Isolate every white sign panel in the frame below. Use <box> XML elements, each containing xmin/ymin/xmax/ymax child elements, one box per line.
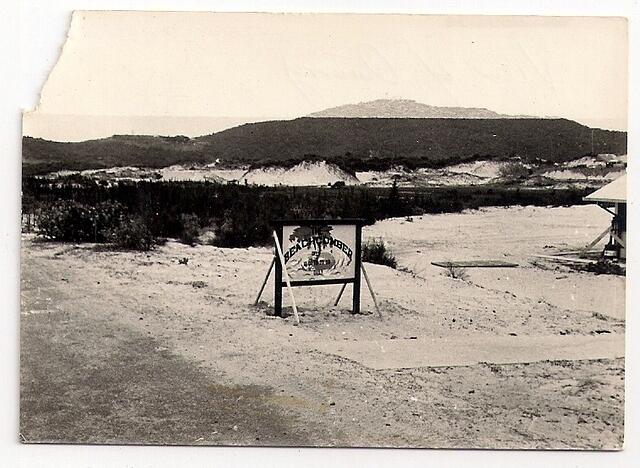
<box><xmin>281</xmin><ymin>223</ymin><xmax>357</xmax><ymax>281</ymax></box>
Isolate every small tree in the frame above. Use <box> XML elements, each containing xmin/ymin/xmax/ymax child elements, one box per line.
<box><xmin>385</xmin><ymin>179</ymin><xmax>406</xmax><ymax>217</ymax></box>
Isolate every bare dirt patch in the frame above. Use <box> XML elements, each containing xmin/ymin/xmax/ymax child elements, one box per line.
<box><xmin>20</xmin><ymin>307</ymin><xmax>311</xmax><ymax>446</ymax></box>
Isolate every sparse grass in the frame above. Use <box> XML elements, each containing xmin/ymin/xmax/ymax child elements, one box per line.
<box><xmin>442</xmin><ymin>262</ymin><xmax>470</xmax><ymax>281</ymax></box>
<box><xmin>592</xmin><ymin>312</ymin><xmax>610</xmax><ymax>321</ymax></box>
<box><xmin>362</xmin><ymin>238</ymin><xmax>397</xmax><ymax>269</ymax></box>
<box><xmin>529</xmin><ymin>259</ymin><xmax>554</xmax><ymax>270</ymax></box>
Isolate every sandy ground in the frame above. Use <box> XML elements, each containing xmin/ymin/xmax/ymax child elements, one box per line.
<box><xmin>366</xmin><ymin>205</ymin><xmax>625</xmax><ymax>320</ymax></box>
<box><xmin>20</xmin><ymin>205</ymin><xmax>624</xmax><ymax>448</ymax></box>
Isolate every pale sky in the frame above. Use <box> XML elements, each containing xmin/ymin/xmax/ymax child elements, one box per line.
<box><xmin>24</xmin><ymin>12</ymin><xmax>628</xmax><ymax>141</ymax></box>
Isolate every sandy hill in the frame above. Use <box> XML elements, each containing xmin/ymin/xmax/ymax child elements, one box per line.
<box><xmin>239</xmin><ymin>161</ymin><xmax>359</xmax><ymax>186</ymax></box>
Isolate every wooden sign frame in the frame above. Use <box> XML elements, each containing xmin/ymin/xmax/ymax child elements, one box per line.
<box><xmin>272</xmin><ymin>219</ymin><xmax>364</xmax><ymax>317</ymax></box>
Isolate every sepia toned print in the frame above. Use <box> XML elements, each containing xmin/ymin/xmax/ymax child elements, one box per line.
<box><xmin>20</xmin><ymin>12</ymin><xmax>626</xmax><ymax>448</ymax></box>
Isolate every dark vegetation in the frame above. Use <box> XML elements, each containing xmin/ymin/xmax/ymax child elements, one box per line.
<box><xmin>23</xmin><ymin>177</ymin><xmax>592</xmax><ymax>249</ymax></box>
<box><xmin>23</xmin><ymin>118</ymin><xmax>626</xmax><ymax>175</ymax></box>
<box><xmin>581</xmin><ymin>259</ymin><xmax>626</xmax><ymax>276</ymax></box>
<box><xmin>498</xmin><ymin>162</ymin><xmax>532</xmax><ymax>180</ymax></box>
<box><xmin>108</xmin><ymin>216</ymin><xmax>158</xmax><ymax>251</ymax></box>
<box><xmin>362</xmin><ymin>239</ymin><xmax>398</xmax><ymax>269</ymax></box>
<box><xmin>35</xmin><ymin>199</ymin><xmax>159</xmax><ymax>251</ymax></box>
<box><xmin>178</xmin><ymin>214</ymin><xmax>201</xmax><ymax>246</ymax></box>
<box><xmin>36</xmin><ymin>200</ymin><xmax>124</xmax><ymax>243</ymax></box>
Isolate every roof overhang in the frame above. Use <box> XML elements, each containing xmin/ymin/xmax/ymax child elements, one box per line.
<box><xmin>583</xmin><ymin>174</ymin><xmax>627</xmax><ymax>204</ymax></box>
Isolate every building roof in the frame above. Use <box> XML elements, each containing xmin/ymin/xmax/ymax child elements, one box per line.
<box><xmin>584</xmin><ymin>174</ymin><xmax>627</xmax><ymax>203</ymax></box>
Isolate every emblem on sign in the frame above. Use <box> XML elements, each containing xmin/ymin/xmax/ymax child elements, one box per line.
<box><xmin>282</xmin><ymin>224</ymin><xmax>356</xmax><ymax>280</ymax></box>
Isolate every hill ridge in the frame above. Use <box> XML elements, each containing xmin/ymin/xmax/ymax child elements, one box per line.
<box><xmin>23</xmin><ymin>117</ymin><xmax>627</xmax><ymax>175</ymax></box>
<box><xmin>307</xmin><ymin>99</ymin><xmax>535</xmax><ymax>119</ymax></box>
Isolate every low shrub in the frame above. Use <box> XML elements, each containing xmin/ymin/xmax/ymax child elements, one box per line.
<box><xmin>362</xmin><ymin>238</ymin><xmax>397</xmax><ymax>269</ymax></box>
<box><xmin>213</xmin><ymin>208</ymin><xmax>271</xmax><ymax>248</ymax></box>
<box><xmin>36</xmin><ymin>200</ymin><xmax>124</xmax><ymax>242</ymax></box>
<box><xmin>179</xmin><ymin>213</ymin><xmax>200</xmax><ymax>246</ymax></box>
<box><xmin>108</xmin><ymin>216</ymin><xmax>157</xmax><ymax>251</ymax></box>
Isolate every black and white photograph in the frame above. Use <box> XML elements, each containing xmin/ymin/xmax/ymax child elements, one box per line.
<box><xmin>16</xmin><ymin>10</ymin><xmax>630</xmax><ymax>453</ymax></box>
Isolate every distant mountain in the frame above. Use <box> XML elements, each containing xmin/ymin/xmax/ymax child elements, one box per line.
<box><xmin>307</xmin><ymin>99</ymin><xmax>534</xmax><ymax>119</ymax></box>
<box><xmin>23</xmin><ymin>118</ymin><xmax>627</xmax><ymax>175</ymax></box>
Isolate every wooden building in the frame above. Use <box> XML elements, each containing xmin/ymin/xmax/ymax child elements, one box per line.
<box><xmin>584</xmin><ymin>174</ymin><xmax>627</xmax><ymax>261</ymax></box>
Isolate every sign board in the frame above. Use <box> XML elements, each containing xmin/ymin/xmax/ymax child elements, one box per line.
<box><xmin>281</xmin><ymin>224</ymin><xmax>357</xmax><ymax>281</ymax></box>
<box><xmin>273</xmin><ymin>219</ymin><xmax>364</xmax><ymax>316</ymax></box>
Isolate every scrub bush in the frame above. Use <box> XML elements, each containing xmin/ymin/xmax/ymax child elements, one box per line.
<box><xmin>108</xmin><ymin>216</ymin><xmax>157</xmax><ymax>251</ymax></box>
<box><xmin>442</xmin><ymin>262</ymin><xmax>470</xmax><ymax>281</ymax></box>
<box><xmin>362</xmin><ymin>238</ymin><xmax>397</xmax><ymax>269</ymax></box>
<box><xmin>36</xmin><ymin>200</ymin><xmax>124</xmax><ymax>242</ymax></box>
<box><xmin>179</xmin><ymin>213</ymin><xmax>200</xmax><ymax>246</ymax></box>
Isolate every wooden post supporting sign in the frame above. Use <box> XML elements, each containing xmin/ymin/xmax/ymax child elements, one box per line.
<box><xmin>273</xmin><ymin>230</ymin><xmax>300</xmax><ymax>326</ymax></box>
<box><xmin>254</xmin><ymin>257</ymin><xmax>275</xmax><ymax>306</ymax></box>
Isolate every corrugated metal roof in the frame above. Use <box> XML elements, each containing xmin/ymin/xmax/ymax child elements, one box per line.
<box><xmin>584</xmin><ymin>174</ymin><xmax>627</xmax><ymax>203</ymax></box>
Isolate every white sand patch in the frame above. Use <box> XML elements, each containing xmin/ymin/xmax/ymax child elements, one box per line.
<box><xmin>365</xmin><ymin>205</ymin><xmax>624</xmax><ymax>319</ymax></box>
<box><xmin>422</xmin><ymin>169</ymin><xmax>487</xmax><ymax>186</ymax></box>
<box><xmin>51</xmin><ymin>166</ymin><xmax>163</xmax><ymax>181</ymax></box>
<box><xmin>565</xmin><ymin>157</ymin><xmax>607</xmax><ymax>168</ymax></box>
<box><xmin>469</xmin><ymin>268</ymin><xmax>626</xmax><ymax>320</ymax></box>
<box><xmin>159</xmin><ymin>166</ymin><xmax>226</xmax><ymax>183</ymax></box>
<box><xmin>355</xmin><ymin>167</ymin><xmax>409</xmax><ymax>186</ymax></box>
<box><xmin>207</xmin><ymin>169</ymin><xmax>250</xmax><ymax>181</ymax></box>
<box><xmin>240</xmin><ymin>161</ymin><xmax>360</xmax><ymax>186</ymax></box>
<box><xmin>314</xmin><ymin>334</ymin><xmax>624</xmax><ymax>369</ymax></box>
<box><xmin>542</xmin><ymin>169</ymin><xmax>625</xmax><ymax>181</ymax></box>
<box><xmin>365</xmin><ymin>205</ymin><xmax>611</xmax><ymax>263</ymax></box>
<box><xmin>82</xmin><ymin>166</ymin><xmax>140</xmax><ymax>175</ymax></box>
<box><xmin>46</xmin><ymin>165</ymin><xmax>250</xmax><ymax>184</ymax></box>
<box><xmin>160</xmin><ymin>168</ymin><xmax>225</xmax><ymax>183</ymax></box>
<box><xmin>446</xmin><ymin>160</ymin><xmax>509</xmax><ymax>179</ymax></box>
<box><xmin>357</xmin><ymin>167</ymin><xmax>490</xmax><ymax>187</ymax></box>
